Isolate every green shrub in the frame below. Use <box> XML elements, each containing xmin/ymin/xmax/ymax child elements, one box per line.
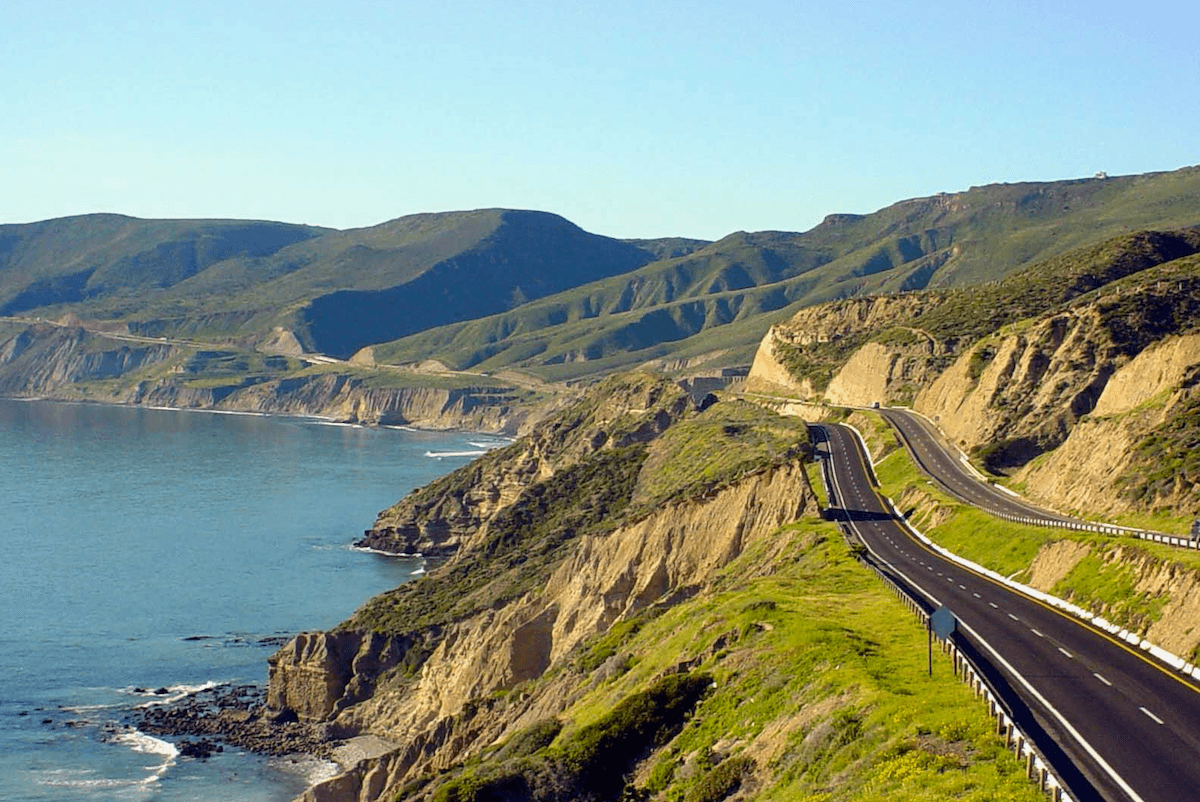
<box><xmin>557</xmin><ymin>673</ymin><xmax>713</xmax><ymax>800</ymax></box>
<box><xmin>496</xmin><ymin>719</ymin><xmax>562</xmax><ymax>760</ymax></box>
<box><xmin>687</xmin><ymin>756</ymin><xmax>754</xmax><ymax>802</ymax></box>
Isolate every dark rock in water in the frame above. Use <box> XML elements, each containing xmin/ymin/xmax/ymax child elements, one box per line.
<box><xmin>179</xmin><ymin>738</ymin><xmax>220</xmax><ymax>759</ymax></box>
<box><xmin>154</xmin><ymin>687</ymin><xmax>170</xmax><ymax>695</ymax></box>
<box><xmin>42</xmin><ymin>718</ymin><xmax>52</xmax><ymax>725</ymax></box>
<box><xmin>134</xmin><ymin>682</ymin><xmax>335</xmax><ymax>759</ymax></box>
<box><xmin>134</xmin><ymin>687</ymin><xmax>148</xmax><ymax>694</ymax></box>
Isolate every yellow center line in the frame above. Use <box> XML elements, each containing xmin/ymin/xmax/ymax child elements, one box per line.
<box><xmin>831</xmin><ymin>422</ymin><xmax>1200</xmax><ymax>698</ymax></box>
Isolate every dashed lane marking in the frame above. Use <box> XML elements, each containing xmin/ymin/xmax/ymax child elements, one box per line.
<box><xmin>1094</xmin><ymin>673</ymin><xmax>1112</xmax><ymax>686</ymax></box>
<box><xmin>1140</xmin><ymin>707</ymin><xmax>1164</xmax><ymax>725</ymax></box>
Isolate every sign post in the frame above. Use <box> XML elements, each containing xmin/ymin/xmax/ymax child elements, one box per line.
<box><xmin>929</xmin><ymin>605</ymin><xmax>957</xmax><ymax>676</ymax></box>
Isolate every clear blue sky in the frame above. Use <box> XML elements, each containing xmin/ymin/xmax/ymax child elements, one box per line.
<box><xmin>4</xmin><ymin>0</ymin><xmax>1197</xmax><ymax>240</ymax></box>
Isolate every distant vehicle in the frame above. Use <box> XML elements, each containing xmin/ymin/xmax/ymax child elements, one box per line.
<box><xmin>871</xmin><ymin>401</ymin><xmax>881</xmax><ymax>409</ymax></box>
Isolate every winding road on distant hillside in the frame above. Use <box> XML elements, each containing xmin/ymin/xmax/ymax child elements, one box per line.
<box><xmin>878</xmin><ymin>406</ymin><xmax>1197</xmax><ymax>549</ymax></box>
<box><xmin>813</xmin><ymin>421</ymin><xmax>1200</xmax><ymax>802</ymax></box>
<box><xmin>877</xmin><ymin>407</ymin><xmax>1083</xmax><ymax>523</ymax></box>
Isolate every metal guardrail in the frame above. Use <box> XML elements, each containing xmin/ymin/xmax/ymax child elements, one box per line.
<box><xmin>859</xmin><ymin>558</ymin><xmax>1072</xmax><ymax>802</ymax></box>
<box><xmin>988</xmin><ymin>504</ymin><xmax>1200</xmax><ymax>551</ymax></box>
<box><xmin>814</xmin><ymin>427</ymin><xmax>1073</xmax><ymax>801</ymax></box>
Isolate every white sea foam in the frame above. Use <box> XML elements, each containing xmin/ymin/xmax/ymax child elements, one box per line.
<box><xmin>39</xmin><ymin>730</ymin><xmax>178</xmax><ymax>791</ymax></box>
<box><xmin>467</xmin><ymin>440</ymin><xmax>509</xmax><ymax>449</ymax></box>
<box><xmin>112</xmin><ymin>728</ymin><xmax>180</xmax><ymax>759</ymax></box>
<box><xmin>424</xmin><ymin>449</ymin><xmax>488</xmax><ymax>458</ymax></box>
<box><xmin>131</xmin><ymin>679</ymin><xmax>222</xmax><ymax>707</ymax></box>
<box><xmin>410</xmin><ymin>566</ymin><xmax>426</xmax><ymax>576</ymax></box>
<box><xmin>347</xmin><ymin>544</ymin><xmax>423</xmax><ymax>559</ymax></box>
<box><xmin>60</xmin><ymin>701</ymin><xmax>122</xmax><ymax>714</ymax></box>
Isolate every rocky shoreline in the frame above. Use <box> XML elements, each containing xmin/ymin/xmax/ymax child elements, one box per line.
<box><xmin>135</xmin><ymin>683</ymin><xmax>337</xmax><ymax>761</ymax></box>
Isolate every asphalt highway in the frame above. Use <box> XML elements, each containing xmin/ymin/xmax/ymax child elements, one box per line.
<box><xmin>812</xmin><ymin>422</ymin><xmax>1200</xmax><ymax>802</ymax></box>
<box><xmin>877</xmin><ymin>407</ymin><xmax>1080</xmax><ymax>523</ymax></box>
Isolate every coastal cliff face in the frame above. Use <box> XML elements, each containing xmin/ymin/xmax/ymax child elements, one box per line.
<box><xmin>913</xmin><ymin>305</ymin><xmax>1118</xmax><ymax>462</ymax></box>
<box><xmin>746</xmin><ymin>294</ymin><xmax>948</xmax><ymax>403</ymax></box>
<box><xmin>262</xmin><ymin>375</ymin><xmax>817</xmax><ymax>801</ymax></box>
<box><xmin>751</xmin><ymin>234</ymin><xmax>1200</xmax><ymax>515</ymax></box>
<box><xmin>357</xmin><ymin>374</ymin><xmax>692</xmax><ymax>557</ymax></box>
<box><xmin>0</xmin><ymin>323</ymin><xmax>540</xmax><ymax>433</ymax></box>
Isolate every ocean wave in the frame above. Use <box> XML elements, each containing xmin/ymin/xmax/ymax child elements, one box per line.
<box><xmin>111</xmin><ymin>728</ymin><xmax>180</xmax><ymax>759</ymax></box>
<box><xmin>347</xmin><ymin>544</ymin><xmax>423</xmax><ymax>559</ymax></box>
<box><xmin>467</xmin><ymin>440</ymin><xmax>510</xmax><ymax>449</ymax></box>
<box><xmin>40</xmin><ymin>729</ymin><xmax>178</xmax><ymax>790</ymax></box>
<box><xmin>130</xmin><ymin>680</ymin><xmax>222</xmax><ymax>708</ymax></box>
<box><xmin>38</xmin><ymin>772</ymin><xmax>148</xmax><ymax>790</ymax></box>
<box><xmin>60</xmin><ymin>701</ymin><xmax>123</xmax><ymax>714</ymax></box>
<box><xmin>424</xmin><ymin>450</ymin><xmax>488</xmax><ymax>458</ymax></box>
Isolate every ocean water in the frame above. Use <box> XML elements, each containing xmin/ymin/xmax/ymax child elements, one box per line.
<box><xmin>0</xmin><ymin>399</ymin><xmax>502</xmax><ymax>801</ymax></box>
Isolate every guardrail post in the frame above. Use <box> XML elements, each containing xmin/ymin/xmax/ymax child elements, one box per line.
<box><xmin>1026</xmin><ymin>751</ymin><xmax>1035</xmax><ymax>779</ymax></box>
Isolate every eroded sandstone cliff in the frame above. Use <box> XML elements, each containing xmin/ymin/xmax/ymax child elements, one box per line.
<box><xmin>749</xmin><ymin>228</ymin><xmax>1200</xmax><ymax>515</ymax></box>
<box><xmin>0</xmin><ymin>323</ymin><xmax>541</xmax><ymax>432</ymax></box>
<box><xmin>262</xmin><ymin>375</ymin><xmax>817</xmax><ymax>801</ymax></box>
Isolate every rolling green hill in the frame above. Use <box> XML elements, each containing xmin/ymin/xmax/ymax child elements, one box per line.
<box><xmin>3</xmin><ymin>166</ymin><xmax>1199</xmax><ymax>391</ymax></box>
<box><xmin>369</xmin><ymin>166</ymin><xmax>1200</xmax><ymax>380</ymax></box>
<box><xmin>0</xmin><ymin>209</ymin><xmax>660</xmax><ymax>358</ymax></box>
<box><xmin>0</xmin><ymin>214</ymin><xmax>329</xmax><ymax>314</ymax></box>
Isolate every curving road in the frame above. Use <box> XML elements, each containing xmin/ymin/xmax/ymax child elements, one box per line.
<box><xmin>812</xmin><ymin>421</ymin><xmax>1200</xmax><ymax>802</ymax></box>
<box><xmin>877</xmin><ymin>407</ymin><xmax>1080</xmax><ymax>523</ymax></box>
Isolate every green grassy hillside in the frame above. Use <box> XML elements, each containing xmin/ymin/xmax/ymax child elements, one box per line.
<box><xmin>0</xmin><ymin>210</ymin><xmax>659</xmax><ymax>358</ymax></box>
<box><xmin>4</xmin><ymin>166</ymin><xmax>1199</xmax><ymax>390</ymax></box>
<box><xmin>369</xmin><ymin>167</ymin><xmax>1200</xmax><ymax>381</ymax></box>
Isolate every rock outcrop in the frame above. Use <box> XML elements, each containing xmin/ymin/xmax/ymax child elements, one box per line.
<box><xmin>0</xmin><ymin>323</ymin><xmax>541</xmax><ymax>433</ymax></box>
<box><xmin>283</xmin><ymin>459</ymin><xmax>813</xmax><ymax>801</ymax></box>
<box><xmin>746</xmin><ymin>294</ymin><xmax>947</xmax><ymax>400</ymax></box>
<box><xmin>255</xmin><ymin>375</ymin><xmax>816</xmax><ymax>801</ymax></box>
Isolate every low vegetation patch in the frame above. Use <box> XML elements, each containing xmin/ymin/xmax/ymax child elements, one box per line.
<box><xmin>412</xmin><ymin>523</ymin><xmax>1046</xmax><ymax>802</ymax></box>
<box><xmin>631</xmin><ymin>399</ymin><xmax>811</xmax><ymax>512</ymax></box>
<box><xmin>869</xmin><ymin>413</ymin><xmax>1200</xmax><ymax>645</ymax></box>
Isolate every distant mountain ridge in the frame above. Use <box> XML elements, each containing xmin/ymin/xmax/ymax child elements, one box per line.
<box><xmin>370</xmin><ymin>166</ymin><xmax>1200</xmax><ymax>380</ymax></box>
<box><xmin>1</xmin><ymin>165</ymin><xmax>1199</xmax><ymax>398</ymax></box>
<box><xmin>0</xmin><ymin>209</ymin><xmax>665</xmax><ymax>358</ymax></box>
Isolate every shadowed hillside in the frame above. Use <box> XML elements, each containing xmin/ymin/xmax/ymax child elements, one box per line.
<box><xmin>369</xmin><ymin>167</ymin><xmax>1200</xmax><ymax>380</ymax></box>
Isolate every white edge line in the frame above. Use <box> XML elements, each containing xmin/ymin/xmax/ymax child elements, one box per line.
<box><xmin>832</xmin><ymin>423</ymin><xmax>1145</xmax><ymax>802</ymax></box>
